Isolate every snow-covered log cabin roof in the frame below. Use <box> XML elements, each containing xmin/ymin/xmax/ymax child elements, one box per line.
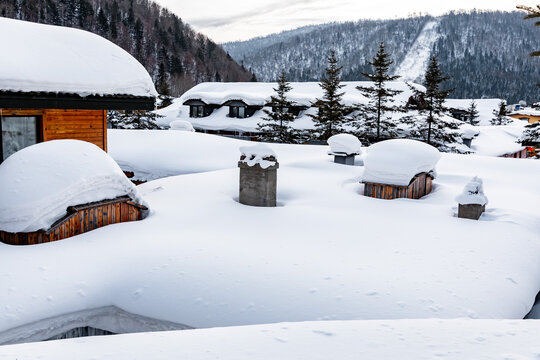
<box><xmin>362</xmin><ymin>139</ymin><xmax>441</xmax><ymax>186</ymax></box>
<box><xmin>180</xmin><ymin>81</ymin><xmax>425</xmax><ymax>107</ymax></box>
<box><xmin>0</xmin><ymin>140</ymin><xmax>146</xmax><ymax>233</ymax></box>
<box><xmin>0</xmin><ymin>18</ymin><xmax>157</xmax><ymax>110</ymax></box>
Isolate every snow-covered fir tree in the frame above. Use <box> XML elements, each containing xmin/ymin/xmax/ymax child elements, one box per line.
<box><xmin>490</xmin><ymin>100</ymin><xmax>512</xmax><ymax>125</ymax></box>
<box><xmin>409</xmin><ymin>56</ymin><xmax>463</xmax><ymax>152</ymax></box>
<box><xmin>257</xmin><ymin>71</ymin><xmax>300</xmax><ymax>143</ymax></box>
<box><xmin>353</xmin><ymin>42</ymin><xmax>402</xmax><ymax>143</ymax></box>
<box><xmin>108</xmin><ymin>110</ymin><xmax>163</xmax><ymax>129</ymax></box>
<box><xmin>519</xmin><ymin>122</ymin><xmax>540</xmax><ymax>155</ymax></box>
<box><xmin>465</xmin><ymin>99</ymin><xmax>480</xmax><ymax>126</ymax></box>
<box><xmin>308</xmin><ymin>50</ymin><xmax>349</xmax><ymax>140</ymax></box>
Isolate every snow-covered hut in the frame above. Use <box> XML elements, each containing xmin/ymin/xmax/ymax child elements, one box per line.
<box><xmin>0</xmin><ymin>140</ymin><xmax>148</xmax><ymax>245</ymax></box>
<box><xmin>362</xmin><ymin>139</ymin><xmax>441</xmax><ymax>200</ymax></box>
<box><xmin>0</xmin><ymin>17</ymin><xmax>157</xmax><ymax>163</ymax></box>
<box><xmin>508</xmin><ymin>107</ymin><xmax>540</xmax><ymax>124</ymax></box>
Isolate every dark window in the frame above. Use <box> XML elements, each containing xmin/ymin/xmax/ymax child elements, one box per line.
<box><xmin>1</xmin><ymin>116</ymin><xmax>39</xmax><ymax>161</ymax></box>
<box><xmin>229</xmin><ymin>106</ymin><xmax>246</xmax><ymax>118</ymax></box>
<box><xmin>190</xmin><ymin>105</ymin><xmax>205</xmax><ymax>118</ymax></box>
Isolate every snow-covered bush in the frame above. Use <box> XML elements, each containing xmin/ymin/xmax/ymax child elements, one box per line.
<box><xmin>169</xmin><ymin>120</ymin><xmax>195</xmax><ymax>132</ymax></box>
<box><xmin>239</xmin><ymin>144</ymin><xmax>277</xmax><ymax>169</ymax></box>
<box><xmin>362</xmin><ymin>139</ymin><xmax>441</xmax><ymax>186</ymax></box>
<box><xmin>108</xmin><ymin>110</ymin><xmax>163</xmax><ymax>130</ymax></box>
<box><xmin>455</xmin><ymin>176</ymin><xmax>488</xmax><ymax>206</ymax></box>
<box><xmin>0</xmin><ymin>140</ymin><xmax>145</xmax><ymax>233</ymax></box>
<box><xmin>327</xmin><ymin>134</ymin><xmax>362</xmax><ymax>155</ymax></box>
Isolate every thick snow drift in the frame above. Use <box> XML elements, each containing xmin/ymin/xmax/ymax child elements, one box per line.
<box><xmin>363</xmin><ymin>139</ymin><xmax>441</xmax><ymax>186</ymax></box>
<box><xmin>2</xmin><ymin>319</ymin><xmax>540</xmax><ymax>360</ymax></box>
<box><xmin>0</xmin><ymin>140</ymin><xmax>144</xmax><ymax>233</ymax></box>
<box><xmin>169</xmin><ymin>120</ymin><xmax>195</xmax><ymax>132</ymax></box>
<box><xmin>327</xmin><ymin>134</ymin><xmax>362</xmax><ymax>155</ymax></box>
<box><xmin>0</xmin><ymin>17</ymin><xmax>157</xmax><ymax>97</ymax></box>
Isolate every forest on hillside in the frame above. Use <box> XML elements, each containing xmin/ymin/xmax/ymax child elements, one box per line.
<box><xmin>0</xmin><ymin>0</ymin><xmax>255</xmax><ymax>96</ymax></box>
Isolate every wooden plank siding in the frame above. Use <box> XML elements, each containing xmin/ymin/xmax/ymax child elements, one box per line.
<box><xmin>0</xmin><ymin>196</ymin><xmax>148</xmax><ymax>246</ymax></box>
<box><xmin>363</xmin><ymin>173</ymin><xmax>433</xmax><ymax>200</ymax></box>
<box><xmin>0</xmin><ymin>108</ymin><xmax>107</xmax><ymax>151</ymax></box>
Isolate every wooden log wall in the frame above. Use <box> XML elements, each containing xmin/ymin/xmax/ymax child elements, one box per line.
<box><xmin>0</xmin><ymin>196</ymin><xmax>148</xmax><ymax>245</ymax></box>
<box><xmin>0</xmin><ymin>109</ymin><xmax>107</xmax><ymax>151</ymax></box>
<box><xmin>363</xmin><ymin>173</ymin><xmax>433</xmax><ymax>200</ymax></box>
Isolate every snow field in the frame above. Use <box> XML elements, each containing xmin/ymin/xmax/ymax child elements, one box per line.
<box><xmin>2</xmin><ymin>319</ymin><xmax>540</xmax><ymax>360</ymax></box>
<box><xmin>0</xmin><ymin>131</ymin><xmax>539</xmax><ymax>338</ymax></box>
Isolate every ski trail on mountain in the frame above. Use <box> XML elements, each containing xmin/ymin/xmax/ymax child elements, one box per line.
<box><xmin>394</xmin><ymin>20</ymin><xmax>441</xmax><ymax>82</ymax></box>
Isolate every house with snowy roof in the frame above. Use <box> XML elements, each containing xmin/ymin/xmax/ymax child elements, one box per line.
<box><xmin>156</xmin><ymin>81</ymin><xmax>420</xmax><ymax>139</ymax></box>
<box><xmin>508</xmin><ymin>107</ymin><xmax>540</xmax><ymax>124</ymax></box>
<box><xmin>0</xmin><ymin>17</ymin><xmax>157</xmax><ymax>163</ymax></box>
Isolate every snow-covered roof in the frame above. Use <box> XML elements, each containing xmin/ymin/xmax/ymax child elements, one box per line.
<box><xmin>0</xmin><ymin>140</ymin><xmax>145</xmax><ymax>233</ymax></box>
<box><xmin>180</xmin><ymin>81</ymin><xmax>424</xmax><ymax>107</ymax></box>
<box><xmin>509</xmin><ymin>108</ymin><xmax>540</xmax><ymax>117</ymax></box>
<box><xmin>169</xmin><ymin>120</ymin><xmax>195</xmax><ymax>132</ymax></box>
<box><xmin>0</xmin><ymin>17</ymin><xmax>157</xmax><ymax>98</ymax></box>
<box><xmin>363</xmin><ymin>139</ymin><xmax>441</xmax><ymax>186</ymax></box>
<box><xmin>327</xmin><ymin>134</ymin><xmax>362</xmax><ymax>155</ymax></box>
<box><xmin>445</xmin><ymin>99</ymin><xmax>503</xmax><ymax>126</ymax></box>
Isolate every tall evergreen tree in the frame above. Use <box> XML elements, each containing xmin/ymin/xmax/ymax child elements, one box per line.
<box><xmin>465</xmin><ymin>99</ymin><xmax>480</xmax><ymax>126</ymax></box>
<box><xmin>308</xmin><ymin>50</ymin><xmax>348</xmax><ymax>140</ymax></box>
<box><xmin>517</xmin><ymin>5</ymin><xmax>540</xmax><ymax>57</ymax></box>
<box><xmin>257</xmin><ymin>71</ymin><xmax>298</xmax><ymax>143</ymax></box>
<box><xmin>409</xmin><ymin>56</ymin><xmax>463</xmax><ymax>152</ymax></box>
<box><xmin>354</xmin><ymin>42</ymin><xmax>402</xmax><ymax>142</ymax></box>
<box><xmin>490</xmin><ymin>100</ymin><xmax>512</xmax><ymax>125</ymax></box>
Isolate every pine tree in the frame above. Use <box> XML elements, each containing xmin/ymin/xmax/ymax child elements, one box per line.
<box><xmin>308</xmin><ymin>50</ymin><xmax>348</xmax><ymax>140</ymax></box>
<box><xmin>490</xmin><ymin>100</ymin><xmax>512</xmax><ymax>125</ymax></box>
<box><xmin>409</xmin><ymin>56</ymin><xmax>463</xmax><ymax>152</ymax></box>
<box><xmin>257</xmin><ymin>71</ymin><xmax>298</xmax><ymax>143</ymax></box>
<box><xmin>353</xmin><ymin>42</ymin><xmax>402</xmax><ymax>143</ymax></box>
<box><xmin>108</xmin><ymin>110</ymin><xmax>163</xmax><ymax>129</ymax></box>
<box><xmin>518</xmin><ymin>122</ymin><xmax>540</xmax><ymax>158</ymax></box>
<box><xmin>517</xmin><ymin>5</ymin><xmax>540</xmax><ymax>57</ymax></box>
<box><xmin>466</xmin><ymin>99</ymin><xmax>480</xmax><ymax>126</ymax></box>
<box><xmin>156</xmin><ymin>62</ymin><xmax>170</xmax><ymax>95</ymax></box>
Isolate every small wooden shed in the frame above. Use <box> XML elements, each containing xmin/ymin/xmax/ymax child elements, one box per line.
<box><xmin>0</xmin><ymin>17</ymin><xmax>157</xmax><ymax>163</ymax></box>
<box><xmin>361</xmin><ymin>139</ymin><xmax>441</xmax><ymax>200</ymax></box>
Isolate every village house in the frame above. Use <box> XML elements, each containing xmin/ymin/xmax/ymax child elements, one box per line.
<box><xmin>0</xmin><ymin>17</ymin><xmax>157</xmax><ymax>163</ymax></box>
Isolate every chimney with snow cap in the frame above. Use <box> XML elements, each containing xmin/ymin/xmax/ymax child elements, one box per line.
<box><xmin>456</xmin><ymin>176</ymin><xmax>488</xmax><ymax>220</ymax></box>
<box><xmin>238</xmin><ymin>144</ymin><xmax>279</xmax><ymax>207</ymax></box>
<box><xmin>327</xmin><ymin>134</ymin><xmax>362</xmax><ymax>165</ymax></box>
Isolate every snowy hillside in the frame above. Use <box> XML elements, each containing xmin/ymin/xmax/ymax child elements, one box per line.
<box><xmin>223</xmin><ymin>11</ymin><xmax>539</xmax><ymax>103</ymax></box>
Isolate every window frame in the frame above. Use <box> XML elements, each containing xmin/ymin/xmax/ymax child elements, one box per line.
<box><xmin>0</xmin><ymin>114</ymin><xmax>42</xmax><ymax>164</ymax></box>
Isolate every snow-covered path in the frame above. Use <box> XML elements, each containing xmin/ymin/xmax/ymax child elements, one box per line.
<box><xmin>394</xmin><ymin>20</ymin><xmax>441</xmax><ymax>82</ymax></box>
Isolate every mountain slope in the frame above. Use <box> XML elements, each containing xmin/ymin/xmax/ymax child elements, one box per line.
<box><xmin>0</xmin><ymin>0</ymin><xmax>254</xmax><ymax>96</ymax></box>
<box><xmin>223</xmin><ymin>11</ymin><xmax>539</xmax><ymax>103</ymax></box>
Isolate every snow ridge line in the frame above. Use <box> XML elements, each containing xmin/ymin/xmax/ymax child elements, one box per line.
<box><xmin>394</xmin><ymin>19</ymin><xmax>441</xmax><ymax>82</ymax></box>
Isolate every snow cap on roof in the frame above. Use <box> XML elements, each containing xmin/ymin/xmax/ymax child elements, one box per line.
<box><xmin>362</xmin><ymin>139</ymin><xmax>441</xmax><ymax>186</ymax></box>
<box><xmin>169</xmin><ymin>120</ymin><xmax>195</xmax><ymax>132</ymax></box>
<box><xmin>327</xmin><ymin>134</ymin><xmax>362</xmax><ymax>155</ymax></box>
<box><xmin>0</xmin><ymin>140</ymin><xmax>146</xmax><ymax>233</ymax></box>
<box><xmin>0</xmin><ymin>17</ymin><xmax>157</xmax><ymax>98</ymax></box>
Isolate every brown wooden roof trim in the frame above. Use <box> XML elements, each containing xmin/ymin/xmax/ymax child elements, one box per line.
<box><xmin>0</xmin><ymin>91</ymin><xmax>155</xmax><ymax>111</ymax></box>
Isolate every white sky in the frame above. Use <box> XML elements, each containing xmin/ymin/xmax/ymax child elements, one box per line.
<box><xmin>153</xmin><ymin>0</ymin><xmax>524</xmax><ymax>43</ymax></box>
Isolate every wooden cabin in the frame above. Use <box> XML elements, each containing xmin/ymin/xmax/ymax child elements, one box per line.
<box><xmin>183</xmin><ymin>99</ymin><xmax>217</xmax><ymax>118</ymax></box>
<box><xmin>363</xmin><ymin>172</ymin><xmax>434</xmax><ymax>200</ymax></box>
<box><xmin>0</xmin><ymin>17</ymin><xmax>156</xmax><ymax>244</ymax></box>
<box><xmin>0</xmin><ymin>17</ymin><xmax>157</xmax><ymax>163</ymax></box>
<box><xmin>500</xmin><ymin>148</ymin><xmax>528</xmax><ymax>159</ymax></box>
<box><xmin>0</xmin><ymin>196</ymin><xmax>148</xmax><ymax>245</ymax></box>
<box><xmin>508</xmin><ymin>110</ymin><xmax>540</xmax><ymax>124</ymax></box>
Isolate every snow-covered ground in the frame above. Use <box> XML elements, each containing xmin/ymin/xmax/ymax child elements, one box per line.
<box><xmin>0</xmin><ymin>131</ymin><xmax>539</xmax><ymax>344</ymax></box>
<box><xmin>445</xmin><ymin>98</ymin><xmax>503</xmax><ymax>126</ymax></box>
<box><xmin>393</xmin><ymin>20</ymin><xmax>441</xmax><ymax>82</ymax></box>
<box><xmin>3</xmin><ymin>319</ymin><xmax>540</xmax><ymax>360</ymax></box>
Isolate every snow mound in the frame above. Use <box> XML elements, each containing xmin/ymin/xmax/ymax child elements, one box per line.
<box><xmin>0</xmin><ymin>140</ymin><xmax>145</xmax><ymax>233</ymax></box>
<box><xmin>0</xmin><ymin>17</ymin><xmax>157</xmax><ymax>97</ymax></box>
<box><xmin>169</xmin><ymin>120</ymin><xmax>195</xmax><ymax>132</ymax></box>
<box><xmin>239</xmin><ymin>144</ymin><xmax>277</xmax><ymax>169</ymax></box>
<box><xmin>363</xmin><ymin>139</ymin><xmax>441</xmax><ymax>186</ymax></box>
<box><xmin>327</xmin><ymin>134</ymin><xmax>362</xmax><ymax>155</ymax></box>
<box><xmin>455</xmin><ymin>176</ymin><xmax>488</xmax><ymax>206</ymax></box>
<box><xmin>461</xmin><ymin>125</ymin><xmax>480</xmax><ymax>140</ymax></box>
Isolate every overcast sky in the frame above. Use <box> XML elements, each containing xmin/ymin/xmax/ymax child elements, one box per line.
<box><xmin>153</xmin><ymin>0</ymin><xmax>524</xmax><ymax>43</ymax></box>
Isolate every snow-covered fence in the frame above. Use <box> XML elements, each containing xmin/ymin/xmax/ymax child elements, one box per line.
<box><xmin>456</xmin><ymin>176</ymin><xmax>488</xmax><ymax>220</ymax></box>
<box><xmin>327</xmin><ymin>134</ymin><xmax>362</xmax><ymax>165</ymax></box>
<box><xmin>238</xmin><ymin>144</ymin><xmax>279</xmax><ymax>207</ymax></box>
